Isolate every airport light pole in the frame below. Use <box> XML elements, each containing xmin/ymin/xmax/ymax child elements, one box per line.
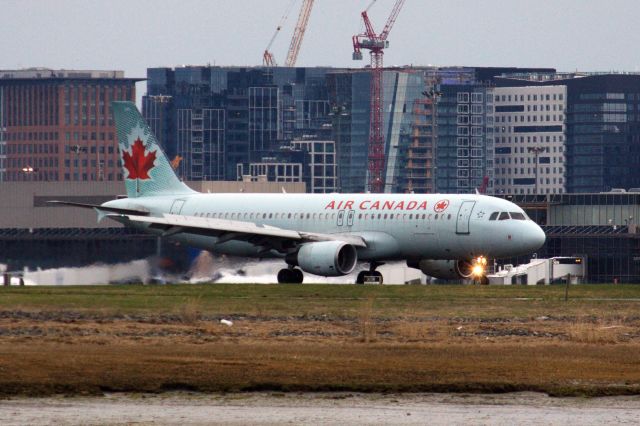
<box><xmin>527</xmin><ymin>147</ymin><xmax>545</xmax><ymax>195</ymax></box>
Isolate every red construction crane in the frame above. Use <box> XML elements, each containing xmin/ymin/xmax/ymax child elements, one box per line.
<box><xmin>352</xmin><ymin>0</ymin><xmax>406</xmax><ymax>193</ymax></box>
<box><xmin>263</xmin><ymin>0</ymin><xmax>315</xmax><ymax>67</ymax></box>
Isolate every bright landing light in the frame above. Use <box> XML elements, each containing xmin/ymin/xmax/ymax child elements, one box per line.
<box><xmin>471</xmin><ymin>256</ymin><xmax>488</xmax><ymax>277</ymax></box>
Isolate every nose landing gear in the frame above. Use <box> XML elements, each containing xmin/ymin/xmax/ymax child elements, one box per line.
<box><xmin>277</xmin><ymin>267</ymin><xmax>304</xmax><ymax>284</ymax></box>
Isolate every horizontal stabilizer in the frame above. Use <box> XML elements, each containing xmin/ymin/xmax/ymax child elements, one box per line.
<box><xmin>47</xmin><ymin>201</ymin><xmax>150</xmax><ymax>216</ymax></box>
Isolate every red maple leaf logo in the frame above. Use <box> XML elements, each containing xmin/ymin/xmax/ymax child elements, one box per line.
<box><xmin>434</xmin><ymin>199</ymin><xmax>449</xmax><ymax>213</ymax></box>
<box><xmin>122</xmin><ymin>137</ymin><xmax>156</xmax><ymax>180</ymax></box>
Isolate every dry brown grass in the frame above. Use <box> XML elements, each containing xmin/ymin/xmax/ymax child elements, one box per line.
<box><xmin>358</xmin><ymin>295</ymin><xmax>376</xmax><ymax>343</ymax></box>
<box><xmin>567</xmin><ymin>317</ymin><xmax>630</xmax><ymax>344</ymax></box>
<box><xmin>2</xmin><ymin>339</ymin><xmax>640</xmax><ymax>397</ymax></box>
<box><xmin>4</xmin><ymin>285</ymin><xmax>640</xmax><ymax>397</ymax></box>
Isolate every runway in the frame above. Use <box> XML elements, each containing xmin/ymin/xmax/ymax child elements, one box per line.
<box><xmin>2</xmin><ymin>392</ymin><xmax>640</xmax><ymax>425</ymax></box>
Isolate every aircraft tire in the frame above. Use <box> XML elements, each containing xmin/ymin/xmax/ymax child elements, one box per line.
<box><xmin>356</xmin><ymin>271</ymin><xmax>366</xmax><ymax>285</ymax></box>
<box><xmin>277</xmin><ymin>268</ymin><xmax>304</xmax><ymax>284</ymax></box>
<box><xmin>277</xmin><ymin>268</ymin><xmax>293</xmax><ymax>284</ymax></box>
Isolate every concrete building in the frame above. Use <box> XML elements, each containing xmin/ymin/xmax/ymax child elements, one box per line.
<box><xmin>0</xmin><ymin>68</ymin><xmax>141</xmax><ymax>182</ymax></box>
<box><xmin>496</xmin><ymin>73</ymin><xmax>640</xmax><ymax>193</ymax></box>
<box><xmin>493</xmin><ymin>85</ymin><xmax>567</xmax><ymax>195</ymax></box>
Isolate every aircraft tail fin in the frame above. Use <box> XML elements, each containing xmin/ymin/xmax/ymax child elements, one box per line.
<box><xmin>112</xmin><ymin>101</ymin><xmax>195</xmax><ymax>198</ymax></box>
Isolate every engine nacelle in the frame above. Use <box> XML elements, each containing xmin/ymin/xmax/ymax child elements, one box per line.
<box><xmin>409</xmin><ymin>259</ymin><xmax>474</xmax><ymax>280</ymax></box>
<box><xmin>291</xmin><ymin>241</ymin><xmax>358</xmax><ymax>277</ymax></box>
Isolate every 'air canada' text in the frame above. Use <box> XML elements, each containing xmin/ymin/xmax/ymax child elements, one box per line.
<box><xmin>324</xmin><ymin>200</ymin><xmax>428</xmax><ymax>211</ymax></box>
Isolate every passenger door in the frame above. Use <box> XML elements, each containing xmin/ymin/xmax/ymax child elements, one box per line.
<box><xmin>456</xmin><ymin>200</ymin><xmax>476</xmax><ymax>234</ymax></box>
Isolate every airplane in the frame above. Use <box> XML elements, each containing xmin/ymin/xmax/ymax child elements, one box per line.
<box><xmin>53</xmin><ymin>101</ymin><xmax>546</xmax><ymax>284</ymax></box>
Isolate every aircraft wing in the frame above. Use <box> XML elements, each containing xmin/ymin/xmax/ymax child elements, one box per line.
<box><xmin>121</xmin><ymin>213</ymin><xmax>367</xmax><ymax>249</ymax></box>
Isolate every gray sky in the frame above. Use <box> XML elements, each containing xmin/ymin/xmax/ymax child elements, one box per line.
<box><xmin>2</xmin><ymin>0</ymin><xmax>640</xmax><ymax>99</ymax></box>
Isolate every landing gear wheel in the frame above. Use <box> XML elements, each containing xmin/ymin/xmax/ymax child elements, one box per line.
<box><xmin>277</xmin><ymin>268</ymin><xmax>304</xmax><ymax>284</ymax></box>
<box><xmin>370</xmin><ymin>270</ymin><xmax>383</xmax><ymax>285</ymax></box>
<box><xmin>277</xmin><ymin>269</ymin><xmax>291</xmax><ymax>283</ymax></box>
<box><xmin>356</xmin><ymin>270</ymin><xmax>383</xmax><ymax>285</ymax></box>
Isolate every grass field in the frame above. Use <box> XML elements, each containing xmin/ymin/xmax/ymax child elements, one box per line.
<box><xmin>2</xmin><ymin>284</ymin><xmax>640</xmax><ymax>397</ymax></box>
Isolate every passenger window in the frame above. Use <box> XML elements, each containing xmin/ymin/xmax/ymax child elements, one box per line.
<box><xmin>358</xmin><ymin>213</ymin><xmax>362</xmax><ymax>219</ymax></box>
<box><xmin>288</xmin><ymin>213</ymin><xmax>292</xmax><ymax>219</ymax></box>
<box><xmin>447</xmin><ymin>214</ymin><xmax>452</xmax><ymax>220</ymax></box>
<box><xmin>489</xmin><ymin>212</ymin><xmax>499</xmax><ymax>221</ymax></box>
<box><xmin>510</xmin><ymin>212</ymin><xmax>526</xmax><ymax>220</ymax></box>
<box><xmin>409</xmin><ymin>214</ymin><xmax>413</xmax><ymax>219</ymax></box>
<box><xmin>262</xmin><ymin>213</ymin><xmax>266</xmax><ymax>219</ymax></box>
<box><xmin>383</xmin><ymin>214</ymin><xmax>388</xmax><ymax>219</ymax></box>
<box><xmin>435</xmin><ymin>214</ymin><xmax>439</xmax><ymax>220</ymax></box>
<box><xmin>499</xmin><ymin>212</ymin><xmax>510</xmax><ymax>220</ymax></box>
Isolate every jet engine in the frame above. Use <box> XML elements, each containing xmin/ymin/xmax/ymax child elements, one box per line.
<box><xmin>408</xmin><ymin>259</ymin><xmax>474</xmax><ymax>280</ymax></box>
<box><xmin>289</xmin><ymin>241</ymin><xmax>358</xmax><ymax>277</ymax></box>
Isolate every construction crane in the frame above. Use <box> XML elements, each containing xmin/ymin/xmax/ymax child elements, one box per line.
<box><xmin>352</xmin><ymin>0</ymin><xmax>406</xmax><ymax>193</ymax></box>
<box><xmin>263</xmin><ymin>0</ymin><xmax>315</xmax><ymax>67</ymax></box>
<box><xmin>285</xmin><ymin>0</ymin><xmax>314</xmax><ymax>66</ymax></box>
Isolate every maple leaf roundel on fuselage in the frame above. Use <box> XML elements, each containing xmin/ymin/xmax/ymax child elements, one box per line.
<box><xmin>122</xmin><ymin>137</ymin><xmax>157</xmax><ymax>180</ymax></box>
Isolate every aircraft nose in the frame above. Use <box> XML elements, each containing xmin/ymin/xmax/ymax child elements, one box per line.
<box><xmin>527</xmin><ymin>222</ymin><xmax>546</xmax><ymax>251</ymax></box>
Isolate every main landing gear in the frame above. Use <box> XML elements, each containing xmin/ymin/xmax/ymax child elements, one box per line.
<box><xmin>356</xmin><ymin>262</ymin><xmax>384</xmax><ymax>285</ymax></box>
<box><xmin>277</xmin><ymin>267</ymin><xmax>304</xmax><ymax>284</ymax></box>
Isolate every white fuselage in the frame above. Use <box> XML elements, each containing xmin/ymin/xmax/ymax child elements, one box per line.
<box><xmin>106</xmin><ymin>192</ymin><xmax>545</xmax><ymax>262</ymax></box>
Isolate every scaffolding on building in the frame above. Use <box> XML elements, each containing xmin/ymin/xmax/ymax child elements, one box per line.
<box><xmin>401</xmin><ymin>97</ymin><xmax>436</xmax><ymax>193</ymax></box>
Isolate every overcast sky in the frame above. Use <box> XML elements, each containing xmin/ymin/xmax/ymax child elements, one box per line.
<box><xmin>2</xmin><ymin>0</ymin><xmax>640</xmax><ymax>100</ymax></box>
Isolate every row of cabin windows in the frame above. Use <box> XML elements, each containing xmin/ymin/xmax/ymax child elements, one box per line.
<box><xmin>192</xmin><ymin>211</ymin><xmax>454</xmax><ymax>221</ymax></box>
<box><xmin>488</xmin><ymin>211</ymin><xmax>527</xmax><ymax>221</ymax></box>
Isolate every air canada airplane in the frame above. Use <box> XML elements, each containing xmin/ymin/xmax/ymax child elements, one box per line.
<box><xmin>54</xmin><ymin>102</ymin><xmax>545</xmax><ymax>284</ymax></box>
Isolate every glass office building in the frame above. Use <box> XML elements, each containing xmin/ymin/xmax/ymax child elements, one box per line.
<box><xmin>496</xmin><ymin>73</ymin><xmax>640</xmax><ymax>193</ymax></box>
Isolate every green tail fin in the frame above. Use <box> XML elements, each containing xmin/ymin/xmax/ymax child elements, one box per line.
<box><xmin>112</xmin><ymin>101</ymin><xmax>194</xmax><ymax>198</ymax></box>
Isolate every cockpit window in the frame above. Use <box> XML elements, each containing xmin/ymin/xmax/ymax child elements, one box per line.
<box><xmin>498</xmin><ymin>212</ymin><xmax>510</xmax><ymax>221</ymax></box>
<box><xmin>489</xmin><ymin>212</ymin><xmax>499</xmax><ymax>221</ymax></box>
<box><xmin>510</xmin><ymin>212</ymin><xmax>526</xmax><ymax>220</ymax></box>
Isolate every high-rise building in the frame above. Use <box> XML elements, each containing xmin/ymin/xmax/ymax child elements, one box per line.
<box><xmin>143</xmin><ymin>66</ymin><xmax>336</xmax><ymax>182</ymax></box>
<box><xmin>493</xmin><ymin>85</ymin><xmax>567</xmax><ymax>195</ymax></box>
<box><xmin>434</xmin><ymin>76</ymin><xmax>495</xmax><ymax>194</ymax></box>
<box><xmin>496</xmin><ymin>73</ymin><xmax>640</xmax><ymax>193</ymax></box>
<box><xmin>0</xmin><ymin>69</ymin><xmax>141</xmax><ymax>182</ymax></box>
